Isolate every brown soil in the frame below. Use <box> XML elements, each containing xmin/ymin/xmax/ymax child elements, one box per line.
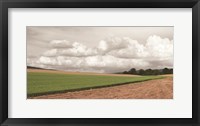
<box><xmin>31</xmin><ymin>77</ymin><xmax>173</xmax><ymax>99</ymax></box>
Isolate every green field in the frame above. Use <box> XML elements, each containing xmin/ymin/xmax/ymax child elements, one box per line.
<box><xmin>27</xmin><ymin>72</ymin><xmax>164</xmax><ymax>97</ymax></box>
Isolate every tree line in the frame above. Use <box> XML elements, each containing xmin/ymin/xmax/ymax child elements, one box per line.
<box><xmin>122</xmin><ymin>68</ymin><xmax>173</xmax><ymax>75</ymax></box>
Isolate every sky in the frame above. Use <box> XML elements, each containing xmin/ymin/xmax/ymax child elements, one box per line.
<box><xmin>27</xmin><ymin>26</ymin><xmax>173</xmax><ymax>73</ymax></box>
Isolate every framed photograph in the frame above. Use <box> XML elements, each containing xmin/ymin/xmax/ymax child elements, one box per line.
<box><xmin>0</xmin><ymin>0</ymin><xmax>199</xmax><ymax>125</ymax></box>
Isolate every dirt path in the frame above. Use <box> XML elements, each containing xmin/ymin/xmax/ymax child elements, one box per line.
<box><xmin>31</xmin><ymin>77</ymin><xmax>173</xmax><ymax>99</ymax></box>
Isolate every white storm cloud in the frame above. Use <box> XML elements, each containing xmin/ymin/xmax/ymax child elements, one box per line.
<box><xmin>29</xmin><ymin>35</ymin><xmax>173</xmax><ymax>73</ymax></box>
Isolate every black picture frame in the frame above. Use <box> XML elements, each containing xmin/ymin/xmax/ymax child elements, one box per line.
<box><xmin>0</xmin><ymin>0</ymin><xmax>199</xmax><ymax>126</ymax></box>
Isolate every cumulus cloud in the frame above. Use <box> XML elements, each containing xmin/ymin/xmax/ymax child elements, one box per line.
<box><xmin>146</xmin><ymin>35</ymin><xmax>173</xmax><ymax>59</ymax></box>
<box><xmin>50</xmin><ymin>40</ymin><xmax>73</xmax><ymax>48</ymax></box>
<box><xmin>27</xmin><ymin>35</ymin><xmax>173</xmax><ymax>73</ymax></box>
<box><xmin>106</xmin><ymin>37</ymin><xmax>148</xmax><ymax>58</ymax></box>
<box><xmin>36</xmin><ymin>55</ymin><xmax>150</xmax><ymax>73</ymax></box>
<box><xmin>97</xmin><ymin>37</ymin><xmax>128</xmax><ymax>53</ymax></box>
<box><xmin>44</xmin><ymin>41</ymin><xmax>98</xmax><ymax>57</ymax></box>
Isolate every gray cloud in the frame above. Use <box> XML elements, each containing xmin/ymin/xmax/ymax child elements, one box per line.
<box><xmin>27</xmin><ymin>27</ymin><xmax>173</xmax><ymax>73</ymax></box>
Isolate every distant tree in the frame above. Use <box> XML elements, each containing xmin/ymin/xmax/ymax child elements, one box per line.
<box><xmin>138</xmin><ymin>69</ymin><xmax>145</xmax><ymax>75</ymax></box>
<box><xmin>155</xmin><ymin>69</ymin><xmax>162</xmax><ymax>75</ymax></box>
<box><xmin>123</xmin><ymin>71</ymin><xmax>128</xmax><ymax>74</ymax></box>
<box><xmin>169</xmin><ymin>69</ymin><xmax>173</xmax><ymax>74</ymax></box>
<box><xmin>162</xmin><ymin>68</ymin><xmax>170</xmax><ymax>74</ymax></box>
<box><xmin>128</xmin><ymin>68</ymin><xmax>137</xmax><ymax>75</ymax></box>
<box><xmin>145</xmin><ymin>69</ymin><xmax>153</xmax><ymax>75</ymax></box>
<box><xmin>122</xmin><ymin>68</ymin><xmax>173</xmax><ymax>75</ymax></box>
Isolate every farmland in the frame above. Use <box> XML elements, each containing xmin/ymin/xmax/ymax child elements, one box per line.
<box><xmin>32</xmin><ymin>77</ymin><xmax>173</xmax><ymax>99</ymax></box>
<box><xmin>27</xmin><ymin>69</ymin><xmax>164</xmax><ymax>97</ymax></box>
